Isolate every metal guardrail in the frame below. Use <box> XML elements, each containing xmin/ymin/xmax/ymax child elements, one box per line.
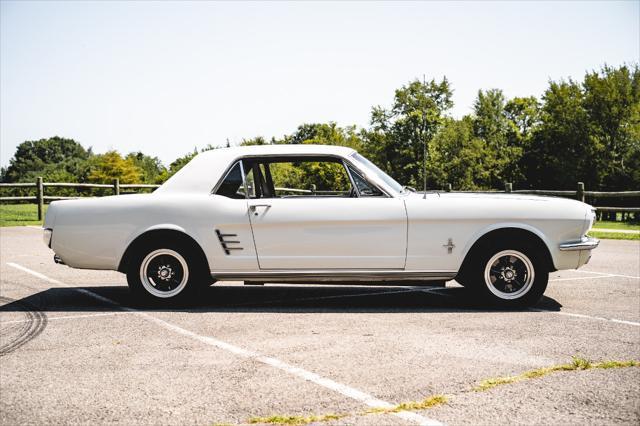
<box><xmin>0</xmin><ymin>178</ymin><xmax>638</xmax><ymax>221</ymax></box>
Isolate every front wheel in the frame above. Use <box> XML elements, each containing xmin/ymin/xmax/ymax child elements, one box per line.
<box><xmin>468</xmin><ymin>243</ymin><xmax>548</xmax><ymax>307</ymax></box>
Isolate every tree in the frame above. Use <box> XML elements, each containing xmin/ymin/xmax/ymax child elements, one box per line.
<box><xmin>429</xmin><ymin>117</ymin><xmax>490</xmax><ymax>189</ymax></box>
<box><xmin>523</xmin><ymin>79</ymin><xmax>591</xmax><ymax>189</ymax></box>
<box><xmin>284</xmin><ymin>122</ymin><xmax>364</xmax><ymax>151</ymax></box>
<box><xmin>582</xmin><ymin>64</ymin><xmax>640</xmax><ymax>189</ymax></box>
<box><xmin>2</xmin><ymin>136</ymin><xmax>91</xmax><ymax>183</ymax></box>
<box><xmin>87</xmin><ymin>151</ymin><xmax>142</xmax><ymax>184</ymax></box>
<box><xmin>472</xmin><ymin>89</ymin><xmax>524</xmax><ymax>186</ymax></box>
<box><xmin>126</xmin><ymin>152</ymin><xmax>167</xmax><ymax>184</ymax></box>
<box><xmin>240</xmin><ymin>136</ymin><xmax>270</xmax><ymax>146</ymax></box>
<box><xmin>505</xmin><ymin>96</ymin><xmax>541</xmax><ymax>138</ymax></box>
<box><xmin>364</xmin><ymin>78</ymin><xmax>453</xmax><ymax>188</ymax></box>
<box><xmin>505</xmin><ymin>96</ymin><xmax>541</xmax><ymax>186</ymax></box>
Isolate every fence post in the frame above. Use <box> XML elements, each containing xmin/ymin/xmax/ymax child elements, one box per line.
<box><xmin>505</xmin><ymin>182</ymin><xmax>512</xmax><ymax>193</ymax></box>
<box><xmin>446</xmin><ymin>183</ymin><xmax>452</xmax><ymax>192</ymax></box>
<box><xmin>577</xmin><ymin>182</ymin><xmax>585</xmax><ymax>203</ymax></box>
<box><xmin>36</xmin><ymin>177</ymin><xmax>43</xmax><ymax>221</ymax></box>
<box><xmin>113</xmin><ymin>178</ymin><xmax>120</xmax><ymax>196</ymax></box>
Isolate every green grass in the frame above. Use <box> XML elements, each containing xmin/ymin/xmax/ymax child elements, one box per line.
<box><xmin>365</xmin><ymin>395</ymin><xmax>448</xmax><ymax>414</ymax></box>
<box><xmin>246</xmin><ymin>395</ymin><xmax>447</xmax><ymax>425</ymax></box>
<box><xmin>0</xmin><ymin>203</ymin><xmax>47</xmax><ymax>227</ymax></box>
<box><xmin>474</xmin><ymin>357</ymin><xmax>640</xmax><ymax>391</ymax></box>
<box><xmin>589</xmin><ymin>230</ymin><xmax>640</xmax><ymax>241</ymax></box>
<box><xmin>592</xmin><ymin>220</ymin><xmax>639</xmax><ymax>231</ymax></box>
<box><xmin>248</xmin><ymin>414</ymin><xmax>347</xmax><ymax>425</ymax></box>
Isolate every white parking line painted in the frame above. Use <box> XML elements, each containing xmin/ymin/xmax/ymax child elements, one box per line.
<box><xmin>5</xmin><ymin>262</ymin><xmax>442</xmax><ymax>426</ymax></box>
<box><xmin>529</xmin><ymin>308</ymin><xmax>640</xmax><ymax>327</ymax></box>
<box><xmin>574</xmin><ymin>269</ymin><xmax>640</xmax><ymax>280</ymax></box>
<box><xmin>0</xmin><ymin>311</ymin><xmax>133</xmax><ymax>325</ymax></box>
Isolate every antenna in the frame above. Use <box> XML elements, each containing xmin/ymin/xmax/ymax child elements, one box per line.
<box><xmin>422</xmin><ymin>74</ymin><xmax>427</xmax><ymax>199</ymax></box>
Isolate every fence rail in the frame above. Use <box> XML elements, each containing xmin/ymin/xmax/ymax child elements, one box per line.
<box><xmin>0</xmin><ymin>178</ymin><xmax>638</xmax><ymax>221</ymax></box>
<box><xmin>0</xmin><ymin>178</ymin><xmax>161</xmax><ymax>220</ymax></box>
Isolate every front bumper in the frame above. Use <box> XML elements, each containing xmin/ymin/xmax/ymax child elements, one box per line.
<box><xmin>559</xmin><ymin>236</ymin><xmax>600</xmax><ymax>251</ymax></box>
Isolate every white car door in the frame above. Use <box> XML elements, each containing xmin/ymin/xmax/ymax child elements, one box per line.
<box><xmin>244</xmin><ymin>157</ymin><xmax>407</xmax><ymax>270</ymax></box>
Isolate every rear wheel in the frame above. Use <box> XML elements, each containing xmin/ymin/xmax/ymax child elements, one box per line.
<box><xmin>466</xmin><ymin>241</ymin><xmax>548</xmax><ymax>307</ymax></box>
<box><xmin>127</xmin><ymin>241</ymin><xmax>206</xmax><ymax>304</ymax></box>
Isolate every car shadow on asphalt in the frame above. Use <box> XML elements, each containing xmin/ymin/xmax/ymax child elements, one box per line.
<box><xmin>0</xmin><ymin>284</ymin><xmax>563</xmax><ymax>313</ymax></box>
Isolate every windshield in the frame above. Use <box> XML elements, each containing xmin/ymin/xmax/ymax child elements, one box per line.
<box><xmin>350</xmin><ymin>152</ymin><xmax>404</xmax><ymax>194</ymax></box>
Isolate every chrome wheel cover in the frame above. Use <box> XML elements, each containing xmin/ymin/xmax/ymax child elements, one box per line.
<box><xmin>483</xmin><ymin>250</ymin><xmax>535</xmax><ymax>300</ymax></box>
<box><xmin>139</xmin><ymin>249</ymin><xmax>189</xmax><ymax>298</ymax></box>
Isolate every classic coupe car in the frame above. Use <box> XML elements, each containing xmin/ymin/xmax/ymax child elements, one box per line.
<box><xmin>43</xmin><ymin>144</ymin><xmax>599</xmax><ymax>306</ymax></box>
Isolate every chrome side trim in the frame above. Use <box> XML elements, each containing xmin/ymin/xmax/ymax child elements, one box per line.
<box><xmin>211</xmin><ymin>270</ymin><xmax>457</xmax><ymax>282</ymax></box>
<box><xmin>559</xmin><ymin>236</ymin><xmax>600</xmax><ymax>251</ymax></box>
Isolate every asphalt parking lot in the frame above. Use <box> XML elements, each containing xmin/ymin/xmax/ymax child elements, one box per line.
<box><xmin>0</xmin><ymin>226</ymin><xmax>638</xmax><ymax>426</ymax></box>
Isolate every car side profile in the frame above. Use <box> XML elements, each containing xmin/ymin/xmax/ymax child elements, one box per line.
<box><xmin>43</xmin><ymin>144</ymin><xmax>599</xmax><ymax>306</ymax></box>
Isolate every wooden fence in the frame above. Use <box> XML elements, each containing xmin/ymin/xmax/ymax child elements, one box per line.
<box><xmin>0</xmin><ymin>178</ymin><xmax>638</xmax><ymax>221</ymax></box>
<box><xmin>0</xmin><ymin>178</ymin><xmax>159</xmax><ymax>220</ymax></box>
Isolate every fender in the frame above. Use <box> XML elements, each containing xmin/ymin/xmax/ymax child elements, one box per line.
<box><xmin>459</xmin><ymin>222</ymin><xmax>556</xmax><ymax>271</ymax></box>
<box><xmin>116</xmin><ymin>223</ymin><xmax>207</xmax><ymax>272</ymax></box>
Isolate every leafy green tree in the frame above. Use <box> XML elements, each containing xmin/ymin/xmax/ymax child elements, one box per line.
<box><xmin>240</xmin><ymin>136</ymin><xmax>270</xmax><ymax>146</ymax></box>
<box><xmin>429</xmin><ymin>117</ymin><xmax>490</xmax><ymax>189</ymax></box>
<box><xmin>472</xmin><ymin>89</ymin><xmax>524</xmax><ymax>186</ymax></box>
<box><xmin>364</xmin><ymin>78</ymin><xmax>453</xmax><ymax>188</ymax></box>
<box><xmin>582</xmin><ymin>64</ymin><xmax>640</xmax><ymax>189</ymax></box>
<box><xmin>504</xmin><ymin>96</ymin><xmax>541</xmax><ymax>186</ymax></box>
<box><xmin>505</xmin><ymin>96</ymin><xmax>541</xmax><ymax>138</ymax></box>
<box><xmin>125</xmin><ymin>152</ymin><xmax>167</xmax><ymax>184</ymax></box>
<box><xmin>523</xmin><ymin>79</ymin><xmax>591</xmax><ymax>189</ymax></box>
<box><xmin>87</xmin><ymin>150</ymin><xmax>142</xmax><ymax>184</ymax></box>
<box><xmin>2</xmin><ymin>136</ymin><xmax>91</xmax><ymax>183</ymax></box>
<box><xmin>282</xmin><ymin>123</ymin><xmax>364</xmax><ymax>151</ymax></box>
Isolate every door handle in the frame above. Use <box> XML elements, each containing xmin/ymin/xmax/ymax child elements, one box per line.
<box><xmin>249</xmin><ymin>204</ymin><xmax>271</xmax><ymax>216</ymax></box>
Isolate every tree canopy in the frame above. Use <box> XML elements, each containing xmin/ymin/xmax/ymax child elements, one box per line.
<box><xmin>2</xmin><ymin>64</ymin><xmax>638</xmax><ymax>191</ymax></box>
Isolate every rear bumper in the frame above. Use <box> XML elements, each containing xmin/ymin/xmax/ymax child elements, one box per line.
<box><xmin>559</xmin><ymin>236</ymin><xmax>600</xmax><ymax>251</ymax></box>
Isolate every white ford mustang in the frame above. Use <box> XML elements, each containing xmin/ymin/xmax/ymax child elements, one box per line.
<box><xmin>43</xmin><ymin>144</ymin><xmax>598</xmax><ymax>306</ymax></box>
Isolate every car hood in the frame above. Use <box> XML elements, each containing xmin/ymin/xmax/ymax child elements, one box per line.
<box><xmin>405</xmin><ymin>191</ymin><xmax>593</xmax><ymax>211</ymax></box>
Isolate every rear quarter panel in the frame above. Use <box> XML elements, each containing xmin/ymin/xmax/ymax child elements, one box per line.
<box><xmin>48</xmin><ymin>194</ymin><xmax>257</xmax><ymax>271</ymax></box>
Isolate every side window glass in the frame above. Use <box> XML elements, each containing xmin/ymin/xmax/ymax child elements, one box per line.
<box><xmin>348</xmin><ymin>166</ymin><xmax>384</xmax><ymax>197</ymax></box>
<box><xmin>215</xmin><ymin>162</ymin><xmax>245</xmax><ymax>199</ymax></box>
<box><xmin>270</xmin><ymin>160</ymin><xmax>353</xmax><ymax>197</ymax></box>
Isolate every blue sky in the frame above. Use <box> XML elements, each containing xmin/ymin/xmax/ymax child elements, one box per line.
<box><xmin>1</xmin><ymin>1</ymin><xmax>638</xmax><ymax>167</ymax></box>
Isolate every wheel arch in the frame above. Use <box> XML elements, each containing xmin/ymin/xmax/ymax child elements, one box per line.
<box><xmin>117</xmin><ymin>227</ymin><xmax>210</xmax><ymax>275</ymax></box>
<box><xmin>457</xmin><ymin>225</ymin><xmax>555</xmax><ymax>279</ymax></box>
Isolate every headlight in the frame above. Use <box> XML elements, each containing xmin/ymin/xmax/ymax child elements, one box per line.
<box><xmin>43</xmin><ymin>228</ymin><xmax>53</xmax><ymax>248</ymax></box>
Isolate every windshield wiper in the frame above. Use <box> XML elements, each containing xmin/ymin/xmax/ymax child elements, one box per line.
<box><xmin>402</xmin><ymin>186</ymin><xmax>417</xmax><ymax>193</ymax></box>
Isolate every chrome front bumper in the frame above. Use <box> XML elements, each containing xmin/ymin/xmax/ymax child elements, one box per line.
<box><xmin>559</xmin><ymin>236</ymin><xmax>600</xmax><ymax>251</ymax></box>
